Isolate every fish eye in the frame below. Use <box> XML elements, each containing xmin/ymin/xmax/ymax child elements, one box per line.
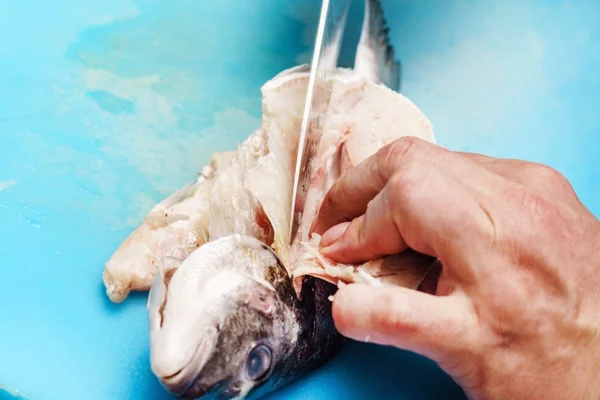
<box><xmin>245</xmin><ymin>344</ymin><xmax>272</xmax><ymax>382</ymax></box>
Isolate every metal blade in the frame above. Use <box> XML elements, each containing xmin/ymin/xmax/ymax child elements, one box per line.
<box><xmin>289</xmin><ymin>0</ymin><xmax>350</xmax><ymax>244</ymax></box>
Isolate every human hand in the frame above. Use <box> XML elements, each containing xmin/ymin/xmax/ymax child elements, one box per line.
<box><xmin>310</xmin><ymin>136</ymin><xmax>600</xmax><ymax>400</ymax></box>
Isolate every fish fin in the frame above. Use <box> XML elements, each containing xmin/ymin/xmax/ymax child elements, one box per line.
<box><xmin>354</xmin><ymin>0</ymin><xmax>400</xmax><ymax>91</ymax></box>
<box><xmin>146</xmin><ymin>256</ymin><xmax>182</xmax><ymax>312</ymax></box>
<box><xmin>318</xmin><ymin>0</ymin><xmax>351</xmax><ymax>73</ymax></box>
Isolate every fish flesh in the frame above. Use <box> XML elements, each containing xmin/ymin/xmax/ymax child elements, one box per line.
<box><xmin>103</xmin><ymin>151</ymin><xmax>235</xmax><ymax>303</ymax></box>
<box><xmin>102</xmin><ymin>1</ymin><xmax>437</xmax><ymax>398</ymax></box>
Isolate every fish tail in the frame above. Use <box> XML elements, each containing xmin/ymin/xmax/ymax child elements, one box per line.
<box><xmin>318</xmin><ymin>0</ymin><xmax>351</xmax><ymax>73</ymax></box>
<box><xmin>354</xmin><ymin>0</ymin><xmax>400</xmax><ymax>91</ymax></box>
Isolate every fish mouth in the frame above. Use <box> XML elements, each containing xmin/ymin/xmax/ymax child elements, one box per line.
<box><xmin>160</xmin><ymin>365</ymin><xmax>207</xmax><ymax>398</ymax></box>
<box><xmin>155</xmin><ymin>333</ymin><xmax>217</xmax><ymax>398</ymax></box>
<box><xmin>158</xmin><ymin>350</ymin><xmax>202</xmax><ymax>396</ymax></box>
<box><xmin>159</xmin><ymin>363</ymin><xmax>199</xmax><ymax>397</ymax></box>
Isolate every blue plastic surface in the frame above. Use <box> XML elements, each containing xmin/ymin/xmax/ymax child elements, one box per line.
<box><xmin>1</xmin><ymin>0</ymin><xmax>598</xmax><ymax>399</ymax></box>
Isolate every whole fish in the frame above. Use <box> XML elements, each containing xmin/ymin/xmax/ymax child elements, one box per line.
<box><xmin>102</xmin><ymin>1</ymin><xmax>437</xmax><ymax>398</ymax></box>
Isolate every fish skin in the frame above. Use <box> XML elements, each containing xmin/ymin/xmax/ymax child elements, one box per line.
<box><xmin>105</xmin><ymin>1</ymin><xmax>437</xmax><ymax>399</ymax></box>
<box><xmin>148</xmin><ymin>234</ymin><xmax>342</xmax><ymax>399</ymax></box>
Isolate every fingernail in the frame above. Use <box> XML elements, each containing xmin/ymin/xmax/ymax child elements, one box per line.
<box><xmin>320</xmin><ymin>222</ymin><xmax>349</xmax><ymax>249</ymax></box>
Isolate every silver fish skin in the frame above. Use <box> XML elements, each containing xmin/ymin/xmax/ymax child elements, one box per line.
<box><xmin>148</xmin><ymin>235</ymin><xmax>341</xmax><ymax>399</ymax></box>
<box><xmin>144</xmin><ymin>1</ymin><xmax>437</xmax><ymax>399</ymax></box>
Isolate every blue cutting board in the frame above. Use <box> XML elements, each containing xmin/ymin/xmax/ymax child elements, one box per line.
<box><xmin>1</xmin><ymin>0</ymin><xmax>598</xmax><ymax>399</ymax></box>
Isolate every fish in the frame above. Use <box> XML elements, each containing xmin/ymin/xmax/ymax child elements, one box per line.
<box><xmin>102</xmin><ymin>0</ymin><xmax>438</xmax><ymax>398</ymax></box>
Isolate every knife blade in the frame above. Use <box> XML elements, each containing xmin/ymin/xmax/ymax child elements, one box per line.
<box><xmin>289</xmin><ymin>0</ymin><xmax>350</xmax><ymax>244</ymax></box>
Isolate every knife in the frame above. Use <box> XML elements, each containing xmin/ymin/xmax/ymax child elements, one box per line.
<box><xmin>289</xmin><ymin>0</ymin><xmax>350</xmax><ymax>244</ymax></box>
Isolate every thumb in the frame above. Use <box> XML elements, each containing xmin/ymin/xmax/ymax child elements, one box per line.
<box><xmin>331</xmin><ymin>284</ymin><xmax>476</xmax><ymax>366</ymax></box>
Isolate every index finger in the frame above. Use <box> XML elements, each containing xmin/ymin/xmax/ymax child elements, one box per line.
<box><xmin>310</xmin><ymin>139</ymin><xmax>408</xmax><ymax>235</ymax></box>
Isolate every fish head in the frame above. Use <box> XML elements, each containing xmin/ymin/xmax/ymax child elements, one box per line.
<box><xmin>147</xmin><ymin>234</ymin><xmax>299</xmax><ymax>399</ymax></box>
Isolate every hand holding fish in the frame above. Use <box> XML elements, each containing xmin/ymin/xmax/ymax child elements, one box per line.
<box><xmin>100</xmin><ymin>1</ymin><xmax>598</xmax><ymax>398</ymax></box>
<box><xmin>312</xmin><ymin>136</ymin><xmax>600</xmax><ymax>400</ymax></box>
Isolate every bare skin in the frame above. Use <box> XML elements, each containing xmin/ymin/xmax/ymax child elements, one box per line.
<box><xmin>310</xmin><ymin>136</ymin><xmax>600</xmax><ymax>400</ymax></box>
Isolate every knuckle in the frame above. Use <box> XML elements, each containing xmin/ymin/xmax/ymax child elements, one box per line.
<box><xmin>507</xmin><ymin>184</ymin><xmax>557</xmax><ymax>221</ymax></box>
<box><xmin>514</xmin><ymin>162</ymin><xmax>580</xmax><ymax>206</ymax></box>
<box><xmin>389</xmin><ymin>161</ymin><xmax>424</xmax><ymax>201</ymax></box>
<box><xmin>347</xmin><ymin>217</ymin><xmax>365</xmax><ymax>248</ymax></box>
<box><xmin>360</xmin><ymin>202</ymin><xmax>386</xmax><ymax>248</ymax></box>
<box><xmin>378</xmin><ymin>291</ymin><xmax>420</xmax><ymax>337</ymax></box>
<box><xmin>389</xmin><ymin>136</ymin><xmax>424</xmax><ymax>162</ymax></box>
<box><xmin>520</xmin><ymin>162</ymin><xmax>568</xmax><ymax>190</ymax></box>
<box><xmin>530</xmin><ymin>163</ymin><xmax>567</xmax><ymax>185</ymax></box>
<box><xmin>376</xmin><ymin>136</ymin><xmax>423</xmax><ymax>176</ymax></box>
<box><xmin>524</xmin><ymin>192</ymin><xmax>551</xmax><ymax>218</ymax></box>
